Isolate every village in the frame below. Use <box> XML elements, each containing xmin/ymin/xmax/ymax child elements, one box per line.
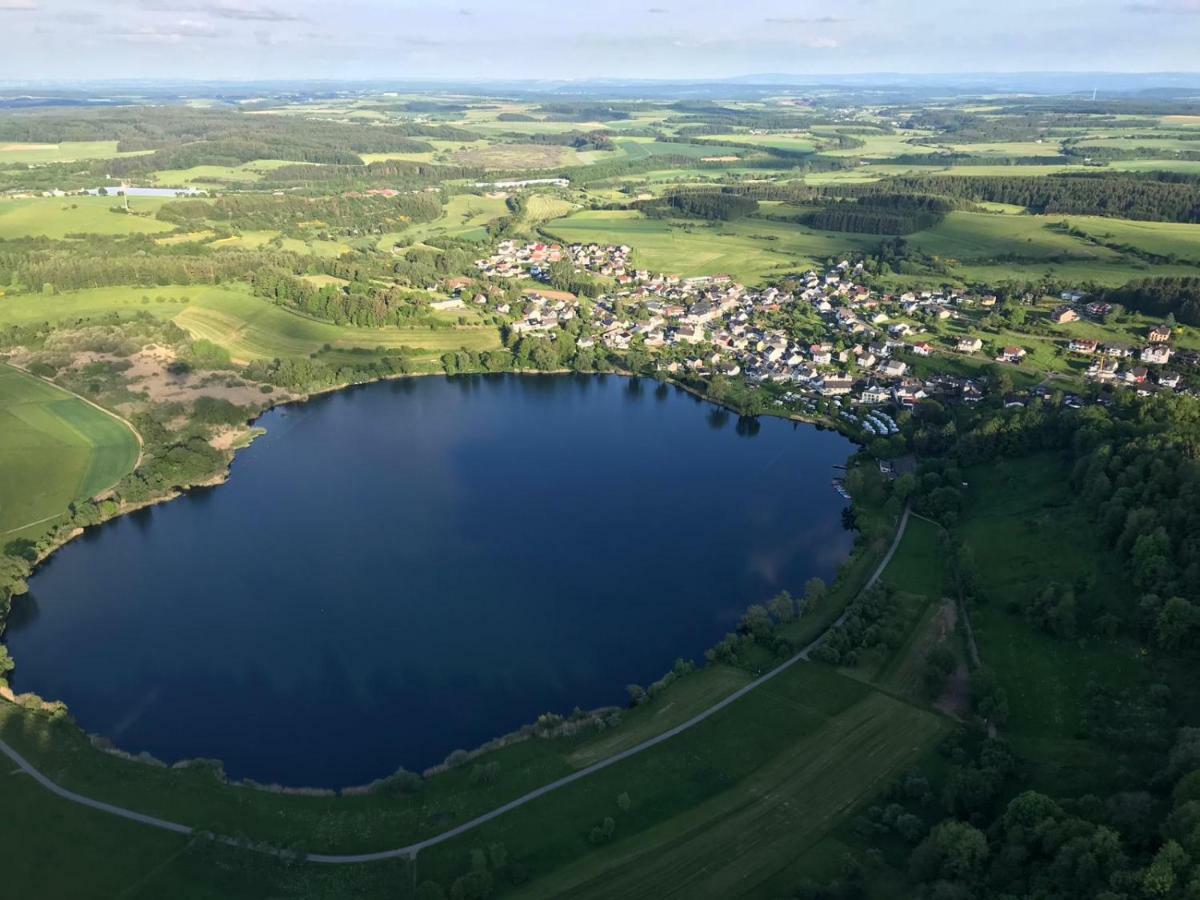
<box><xmin>468</xmin><ymin>240</ymin><xmax>1191</xmax><ymax>429</ymax></box>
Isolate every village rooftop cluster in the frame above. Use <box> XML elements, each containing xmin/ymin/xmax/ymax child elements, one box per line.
<box><xmin>467</xmin><ymin>242</ymin><xmax>1189</xmax><ymax>429</ymax></box>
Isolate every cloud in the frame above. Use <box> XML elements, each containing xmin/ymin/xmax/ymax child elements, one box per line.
<box><xmin>110</xmin><ymin>17</ymin><xmax>228</xmax><ymax>43</ymax></box>
<box><xmin>1124</xmin><ymin>0</ymin><xmax>1200</xmax><ymax>11</ymax></box>
<box><xmin>396</xmin><ymin>35</ymin><xmax>445</xmax><ymax>48</ymax></box>
<box><xmin>764</xmin><ymin>15</ymin><xmax>842</xmax><ymax>24</ymax></box>
<box><xmin>647</xmin><ymin>6</ymin><xmax>669</xmax><ymax>12</ymax></box>
<box><xmin>138</xmin><ymin>0</ymin><xmax>304</xmax><ymax>22</ymax></box>
<box><xmin>0</xmin><ymin>0</ymin><xmax>37</xmax><ymax>9</ymax></box>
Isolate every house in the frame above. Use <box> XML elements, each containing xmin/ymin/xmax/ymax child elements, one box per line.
<box><xmin>893</xmin><ymin>380</ymin><xmax>929</xmax><ymax>406</ymax></box>
<box><xmin>999</xmin><ymin>346</ymin><xmax>1027</xmax><ymax>364</ymax></box>
<box><xmin>1149</xmin><ymin>324</ymin><xmax>1173</xmax><ymax>344</ymax></box>
<box><xmin>818</xmin><ymin>376</ymin><xmax>854</xmax><ymax>397</ymax></box>
<box><xmin>879</xmin><ymin>359</ymin><xmax>908</xmax><ymax>378</ymax></box>
<box><xmin>1087</xmin><ymin>358</ymin><xmax>1119</xmax><ymax>380</ymax></box>
<box><xmin>861</xmin><ymin>383</ymin><xmax>891</xmax><ymax>405</ymax></box>
<box><xmin>1060</xmin><ymin>291</ymin><xmax>1086</xmax><ymax>303</ymax></box>
<box><xmin>1050</xmin><ymin>306</ymin><xmax>1079</xmax><ymax>324</ymax></box>
<box><xmin>1159</xmin><ymin>372</ymin><xmax>1182</xmax><ymax>389</ymax></box>
<box><xmin>912</xmin><ymin>341</ymin><xmax>934</xmax><ymax>357</ymax></box>
<box><xmin>1141</xmin><ymin>344</ymin><xmax>1172</xmax><ymax>365</ymax></box>
<box><xmin>957</xmin><ymin>337</ymin><xmax>983</xmax><ymax>353</ymax></box>
<box><xmin>1068</xmin><ymin>338</ymin><xmax>1099</xmax><ymax>354</ymax></box>
<box><xmin>1103</xmin><ymin>344</ymin><xmax>1133</xmax><ymax>359</ymax></box>
<box><xmin>1125</xmin><ymin>366</ymin><xmax>1150</xmax><ymax>385</ymax></box>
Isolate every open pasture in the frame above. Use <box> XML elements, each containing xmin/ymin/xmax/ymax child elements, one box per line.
<box><xmin>0</xmin><ymin>195</ymin><xmax>176</xmax><ymax>240</ymax></box>
<box><xmin>0</xmin><ymin>363</ymin><xmax>139</xmax><ymax>534</ymax></box>
<box><xmin>0</xmin><ymin>284</ymin><xmax>501</xmax><ymax>364</ymax></box>
<box><xmin>151</xmin><ymin>159</ymin><xmax>296</xmax><ymax>187</ymax></box>
<box><xmin>544</xmin><ymin>209</ymin><xmax>880</xmax><ymax>283</ymax></box>
<box><xmin>0</xmin><ymin>141</ymin><xmax>147</xmax><ymax>165</ymax></box>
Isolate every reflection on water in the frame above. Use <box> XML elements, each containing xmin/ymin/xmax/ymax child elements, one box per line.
<box><xmin>6</xmin><ymin>374</ymin><xmax>854</xmax><ymax>788</ymax></box>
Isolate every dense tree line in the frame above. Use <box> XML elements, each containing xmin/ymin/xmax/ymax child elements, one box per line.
<box><xmin>157</xmin><ymin>192</ymin><xmax>442</xmax><ymax>236</ymax></box>
<box><xmin>886</xmin><ymin>152</ymin><xmax>1076</xmax><ymax>167</ymax></box>
<box><xmin>859</xmin><ymin>172</ymin><xmax>1200</xmax><ymax>223</ymax></box>
<box><xmin>802</xmin><ymin>194</ymin><xmax>954</xmax><ymax>235</ymax></box>
<box><xmin>0</xmin><ymin>243</ymin><xmax>294</xmax><ymax>294</ymax></box>
<box><xmin>515</xmin><ymin>130</ymin><xmax>615</xmax><ymax>152</ymax></box>
<box><xmin>0</xmin><ymin>106</ymin><xmax>477</xmax><ymax>153</ymax></box>
<box><xmin>841</xmin><ymin>390</ymin><xmax>1200</xmax><ymax>900</ymax></box>
<box><xmin>632</xmin><ymin>190</ymin><xmax>760</xmax><ymax>221</ymax></box>
<box><xmin>1098</xmin><ymin>277</ymin><xmax>1200</xmax><ymax>325</ymax></box>
<box><xmin>249</xmin><ymin>267</ymin><xmax>441</xmax><ymax>328</ymax></box>
<box><xmin>533</xmin><ymin>102</ymin><xmax>634</xmax><ymax>122</ymax></box>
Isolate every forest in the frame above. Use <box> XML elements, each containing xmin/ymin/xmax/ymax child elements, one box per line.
<box><xmin>866</xmin><ymin>173</ymin><xmax>1200</xmax><ymax>223</ymax></box>
<box><xmin>1098</xmin><ymin>277</ymin><xmax>1200</xmax><ymax>325</ymax></box>
<box><xmin>801</xmin><ymin>194</ymin><xmax>953</xmax><ymax>235</ymax></box>
<box><xmin>633</xmin><ymin>190</ymin><xmax>760</xmax><ymax>221</ymax></box>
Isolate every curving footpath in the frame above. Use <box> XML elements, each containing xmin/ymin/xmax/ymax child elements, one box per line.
<box><xmin>0</xmin><ymin>505</ymin><xmax>911</xmax><ymax>865</ymax></box>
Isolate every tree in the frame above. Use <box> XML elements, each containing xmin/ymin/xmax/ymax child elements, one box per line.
<box><xmin>804</xmin><ymin>577</ymin><xmax>828</xmax><ymax>610</ymax></box>
<box><xmin>767</xmin><ymin>591</ymin><xmax>797</xmax><ymax>623</ymax></box>
<box><xmin>909</xmin><ymin>820</ymin><xmax>989</xmax><ymax>884</ymax></box>
<box><xmin>740</xmin><ymin>604</ymin><xmax>774</xmax><ymax>640</ymax></box>
<box><xmin>449</xmin><ymin>869</ymin><xmax>493</xmax><ymax>900</ymax></box>
<box><xmin>1142</xmin><ymin>840</ymin><xmax>1189</xmax><ymax>897</ymax></box>
<box><xmin>415</xmin><ymin>882</ymin><xmax>447</xmax><ymax>900</ymax></box>
<box><xmin>922</xmin><ymin>643</ymin><xmax>957</xmax><ymax>697</ymax></box>
<box><xmin>1156</xmin><ymin>597</ymin><xmax>1200</xmax><ymax>650</ymax></box>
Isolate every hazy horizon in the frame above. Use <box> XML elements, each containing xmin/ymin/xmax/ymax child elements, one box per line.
<box><xmin>2</xmin><ymin>0</ymin><xmax>1199</xmax><ymax>83</ymax></box>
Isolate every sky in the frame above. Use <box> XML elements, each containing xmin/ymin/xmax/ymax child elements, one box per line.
<box><xmin>0</xmin><ymin>0</ymin><xmax>1198</xmax><ymax>83</ymax></box>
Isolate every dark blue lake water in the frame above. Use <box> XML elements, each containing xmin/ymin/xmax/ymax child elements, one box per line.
<box><xmin>7</xmin><ymin>375</ymin><xmax>854</xmax><ymax>787</ymax></box>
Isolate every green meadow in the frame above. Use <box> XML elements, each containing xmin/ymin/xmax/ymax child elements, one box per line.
<box><xmin>544</xmin><ymin>209</ymin><xmax>879</xmax><ymax>282</ymax></box>
<box><xmin>0</xmin><ymin>284</ymin><xmax>502</xmax><ymax>364</ymax></box>
<box><xmin>151</xmin><ymin>159</ymin><xmax>296</xmax><ymax>187</ymax></box>
<box><xmin>0</xmin><ymin>141</ymin><xmax>148</xmax><ymax>165</ymax></box>
<box><xmin>0</xmin><ymin>363</ymin><xmax>139</xmax><ymax>534</ymax></box>
<box><xmin>0</xmin><ymin>196</ymin><xmax>176</xmax><ymax>240</ymax></box>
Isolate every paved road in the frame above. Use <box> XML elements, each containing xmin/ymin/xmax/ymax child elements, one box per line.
<box><xmin>1</xmin><ymin>505</ymin><xmax>912</xmax><ymax>865</ymax></box>
<box><xmin>800</xmin><ymin>504</ymin><xmax>910</xmax><ymax>660</ymax></box>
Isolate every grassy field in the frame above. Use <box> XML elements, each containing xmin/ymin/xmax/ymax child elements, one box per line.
<box><xmin>381</xmin><ymin>194</ymin><xmax>511</xmax><ymax>247</ymax></box>
<box><xmin>0</xmin><ymin>196</ymin><xmax>176</xmax><ymax>239</ymax></box>
<box><xmin>819</xmin><ymin>133</ymin><xmax>931</xmax><ymax>159</ymax></box>
<box><xmin>0</xmin><ymin>284</ymin><xmax>502</xmax><ymax>364</ymax></box>
<box><xmin>542</xmin><ymin>205</ymin><xmax>1200</xmax><ymax>286</ymax></box>
<box><xmin>1058</xmin><ymin>214</ymin><xmax>1200</xmax><ymax>262</ymax></box>
<box><xmin>941</xmin><ymin>140</ymin><xmax>1065</xmax><ymax>157</ymax></box>
<box><xmin>696</xmin><ymin>133</ymin><xmax>816</xmax><ymax>153</ymax></box>
<box><xmin>960</xmin><ymin>455</ymin><xmax>1144</xmax><ymax>744</ymax></box>
<box><xmin>0</xmin><ymin>363</ymin><xmax>139</xmax><ymax>534</ymax></box>
<box><xmin>151</xmin><ymin>159</ymin><xmax>296</xmax><ymax>187</ymax></box>
<box><xmin>907</xmin><ymin>211</ymin><xmax>1118</xmax><ymax>263</ymax></box>
<box><xmin>613</xmin><ymin>138</ymin><xmax>748</xmax><ymax>161</ymax></box>
<box><xmin>544</xmin><ymin>209</ymin><xmax>880</xmax><ymax>283</ymax></box>
<box><xmin>207</xmin><ymin>229</ymin><xmax>353</xmax><ymax>258</ymax></box>
<box><xmin>0</xmin><ymin>141</ymin><xmax>148</xmax><ymax>164</ymax></box>
<box><xmin>501</xmin><ymin>683</ymin><xmax>946</xmax><ymax>900</ymax></box>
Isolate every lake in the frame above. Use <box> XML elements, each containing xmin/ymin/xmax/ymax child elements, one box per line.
<box><xmin>6</xmin><ymin>374</ymin><xmax>856</xmax><ymax>788</ymax></box>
